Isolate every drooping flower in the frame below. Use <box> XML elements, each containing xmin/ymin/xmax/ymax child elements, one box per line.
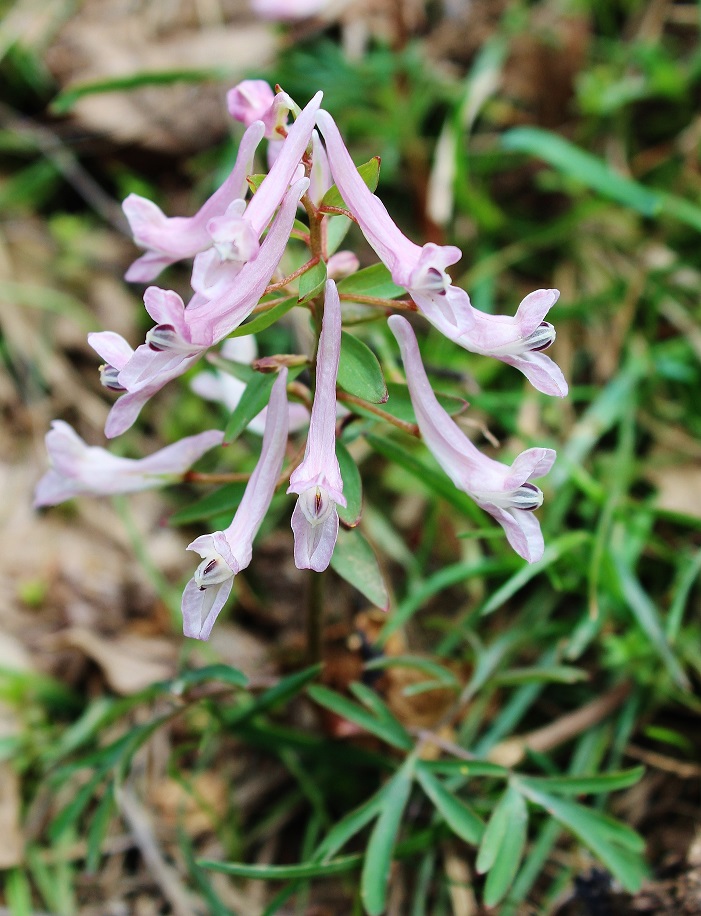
<box><xmin>181</xmin><ymin>367</ymin><xmax>289</xmax><ymax>640</ymax></box>
<box><xmin>226</xmin><ymin>80</ymin><xmax>293</xmax><ymax>139</ymax></box>
<box><xmin>91</xmin><ymin>176</ymin><xmax>309</xmax><ymax>438</ymax></box>
<box><xmin>190</xmin><ymin>336</ymin><xmax>310</xmax><ymax>434</ymax></box>
<box><xmin>34</xmin><ymin>422</ymin><xmax>223</xmax><ymax>507</ymax></box>
<box><xmin>287</xmin><ymin>280</ymin><xmax>346</xmax><ymax>571</ymax></box>
<box><xmin>316</xmin><ymin>110</ymin><xmax>567</xmax><ymax>397</ymax></box>
<box><xmin>389</xmin><ymin>315</ymin><xmax>556</xmax><ymax>562</ymax></box>
<box><xmin>122</xmin><ymin>120</ymin><xmax>265</xmax><ymax>283</ymax></box>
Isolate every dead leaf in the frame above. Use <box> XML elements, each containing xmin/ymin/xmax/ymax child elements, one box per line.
<box><xmin>60</xmin><ymin>627</ymin><xmax>176</xmax><ymax>694</ymax></box>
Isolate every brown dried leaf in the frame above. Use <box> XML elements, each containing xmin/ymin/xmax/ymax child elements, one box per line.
<box><xmin>60</xmin><ymin>627</ymin><xmax>176</xmax><ymax>694</ymax></box>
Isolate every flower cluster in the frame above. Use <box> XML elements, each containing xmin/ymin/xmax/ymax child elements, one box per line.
<box><xmin>35</xmin><ymin>81</ymin><xmax>566</xmax><ymax>640</ymax></box>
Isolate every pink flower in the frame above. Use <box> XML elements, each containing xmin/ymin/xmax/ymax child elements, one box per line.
<box><xmin>34</xmin><ymin>421</ymin><xmax>222</xmax><ymax>507</ymax></box>
<box><xmin>287</xmin><ymin>280</ymin><xmax>346</xmax><ymax>571</ymax></box>
<box><xmin>181</xmin><ymin>368</ymin><xmax>289</xmax><ymax>640</ymax></box>
<box><xmin>91</xmin><ymin>177</ymin><xmax>309</xmax><ymax>438</ymax></box>
<box><xmin>316</xmin><ymin>110</ymin><xmax>567</xmax><ymax>397</ymax></box>
<box><xmin>226</xmin><ymin>80</ymin><xmax>293</xmax><ymax>140</ymax></box>
<box><xmin>122</xmin><ymin>120</ymin><xmax>265</xmax><ymax>282</ymax></box>
<box><xmin>389</xmin><ymin>315</ymin><xmax>556</xmax><ymax>562</ymax></box>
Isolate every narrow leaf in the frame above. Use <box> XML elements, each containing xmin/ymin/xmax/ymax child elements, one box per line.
<box><xmin>224</xmin><ymin>372</ymin><xmax>277</xmax><ymax>444</ymax></box>
<box><xmin>337</xmin><ymin>331</ymin><xmax>388</xmax><ymax>404</ymax></box>
<box><xmin>415</xmin><ymin>764</ymin><xmax>484</xmax><ymax>844</ymax></box>
<box><xmin>517</xmin><ymin>767</ymin><xmax>644</xmax><ymax>796</ymax></box>
<box><xmin>336</xmin><ymin>440</ymin><xmax>362</xmax><ymax>527</ymax></box>
<box><xmin>307</xmin><ymin>684</ymin><xmax>412</xmax><ymax>751</ymax></box>
<box><xmin>199</xmin><ymin>854</ymin><xmax>361</xmax><ymax>880</ymax></box>
<box><xmin>518</xmin><ymin>783</ymin><xmax>647</xmax><ymax>892</ymax></box>
<box><xmin>330</xmin><ymin>526</ymin><xmax>389</xmax><ymax>610</ymax></box>
<box><xmin>315</xmin><ymin>785</ymin><xmax>388</xmax><ymax>862</ymax></box>
<box><xmin>361</xmin><ymin>758</ymin><xmax>414</xmax><ymax>916</ymax></box>
<box><xmin>478</xmin><ymin>784</ymin><xmax>528</xmax><ymax>907</ymax></box>
<box><xmin>502</xmin><ymin>127</ymin><xmax>662</xmax><ymax>216</ymax></box>
<box><xmin>230</xmin><ymin>296</ymin><xmax>297</xmax><ymax>338</ymax></box>
<box><xmin>168</xmin><ymin>664</ymin><xmax>248</xmax><ymax>691</ymax></box>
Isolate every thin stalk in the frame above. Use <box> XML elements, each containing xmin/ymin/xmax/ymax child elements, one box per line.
<box><xmin>336</xmin><ymin>390</ymin><xmax>419</xmax><ymax>437</ymax></box>
<box><xmin>338</xmin><ymin>293</ymin><xmax>417</xmax><ymax>311</ymax></box>
<box><xmin>264</xmin><ymin>256</ymin><xmax>320</xmax><ymax>295</ymax></box>
<box><xmin>306</xmin><ymin>570</ymin><xmax>325</xmax><ymax>666</ymax></box>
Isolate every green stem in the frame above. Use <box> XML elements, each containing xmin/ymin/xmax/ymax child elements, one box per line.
<box><xmin>307</xmin><ymin>570</ymin><xmax>325</xmax><ymax>665</ymax></box>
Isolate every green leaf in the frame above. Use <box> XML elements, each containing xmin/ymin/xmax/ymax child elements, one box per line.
<box><xmin>415</xmin><ymin>764</ymin><xmax>484</xmax><ymax>844</ymax></box>
<box><xmin>477</xmin><ymin>784</ymin><xmax>528</xmax><ymax>907</ymax></box>
<box><xmin>330</xmin><ymin>526</ymin><xmax>389</xmax><ymax>610</ymax></box>
<box><xmin>337</xmin><ymin>331</ymin><xmax>388</xmax><ymax>404</ymax></box>
<box><xmin>494</xmin><ymin>665</ymin><xmax>589</xmax><ymax>686</ymax></box>
<box><xmin>336</xmin><ymin>440</ymin><xmax>362</xmax><ymax>527</ymax></box>
<box><xmin>326</xmin><ymin>214</ymin><xmax>352</xmax><ymax>255</ymax></box>
<box><xmin>479</xmin><ymin>531</ymin><xmax>590</xmax><ymax>617</ymax></box>
<box><xmin>199</xmin><ymin>854</ymin><xmax>362</xmax><ymax>880</ymax></box>
<box><xmin>337</xmin><ymin>263</ymin><xmax>406</xmax><ymax>300</ymax></box>
<box><xmin>613</xmin><ymin>555</ymin><xmax>689</xmax><ymax>690</ymax></box>
<box><xmin>169</xmin><ymin>482</ymin><xmax>247</xmax><ymax>525</ymax></box>
<box><xmin>361</xmin><ymin>757</ymin><xmax>415</xmax><ymax>916</ymax></box>
<box><xmin>168</xmin><ymin>664</ymin><xmax>249</xmax><ymax>691</ymax></box>
<box><xmin>229</xmin><ymin>297</ymin><xmax>297</xmax><ymax>337</ymax></box>
<box><xmin>298</xmin><ymin>260</ymin><xmax>327</xmax><ymax>304</ymax></box>
<box><xmin>52</xmin><ymin>68</ymin><xmax>230</xmax><ymax>113</ymax></box>
<box><xmin>315</xmin><ymin>788</ymin><xmax>387</xmax><ymax>862</ymax></box>
<box><xmin>517</xmin><ymin>767</ymin><xmax>644</xmax><ymax>796</ymax></box>
<box><xmin>224</xmin><ymin>371</ymin><xmax>278</xmax><ymax>444</ymax></box>
<box><xmin>502</xmin><ymin>127</ymin><xmax>662</xmax><ymax>216</ymax></box>
<box><xmin>86</xmin><ymin>785</ymin><xmax>115</xmax><ymax>873</ymax></box>
<box><xmin>517</xmin><ymin>783</ymin><xmax>647</xmax><ymax>892</ymax></box>
<box><xmin>307</xmin><ymin>685</ymin><xmax>412</xmax><ymax>750</ymax></box>
<box><xmin>228</xmin><ymin>665</ymin><xmax>322</xmax><ymax>726</ymax></box>
<box><xmin>50</xmin><ymin>770</ymin><xmax>105</xmax><ymax>840</ymax></box>
<box><xmin>321</xmin><ymin>157</ymin><xmax>380</xmax><ymax>210</ymax></box>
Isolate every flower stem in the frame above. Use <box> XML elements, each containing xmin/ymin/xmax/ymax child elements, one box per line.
<box><xmin>336</xmin><ymin>390</ymin><xmax>419</xmax><ymax>437</ymax></box>
<box><xmin>306</xmin><ymin>569</ymin><xmax>325</xmax><ymax>665</ymax></box>
<box><xmin>264</xmin><ymin>256</ymin><xmax>320</xmax><ymax>295</ymax></box>
<box><xmin>338</xmin><ymin>293</ymin><xmax>417</xmax><ymax>311</ymax></box>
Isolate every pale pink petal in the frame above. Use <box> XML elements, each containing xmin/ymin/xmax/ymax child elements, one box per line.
<box><xmin>291</xmin><ymin>500</ymin><xmax>339</xmax><ymax>571</ymax></box>
<box><xmin>181</xmin><ymin>576</ymin><xmax>234</xmax><ymax>640</ymax></box>
<box><xmin>88</xmin><ymin>331</ymin><xmax>134</xmax><ymax>369</ymax></box>
<box><xmin>246</xmin><ymin>92</ymin><xmax>323</xmax><ymax>237</ymax></box>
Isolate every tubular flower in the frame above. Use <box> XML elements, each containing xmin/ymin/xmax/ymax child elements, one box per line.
<box><xmin>389</xmin><ymin>315</ymin><xmax>556</xmax><ymax>563</ymax></box>
<box><xmin>287</xmin><ymin>280</ymin><xmax>346</xmax><ymax>571</ymax></box>
<box><xmin>181</xmin><ymin>368</ymin><xmax>290</xmax><ymax>640</ymax></box>
<box><xmin>91</xmin><ymin>177</ymin><xmax>308</xmax><ymax>438</ymax></box>
<box><xmin>34</xmin><ymin>422</ymin><xmax>223</xmax><ymax>507</ymax></box>
<box><xmin>191</xmin><ymin>91</ymin><xmax>323</xmax><ymax>300</ymax></box>
<box><xmin>316</xmin><ymin>110</ymin><xmax>567</xmax><ymax>397</ymax></box>
<box><xmin>122</xmin><ymin>120</ymin><xmax>265</xmax><ymax>282</ymax></box>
